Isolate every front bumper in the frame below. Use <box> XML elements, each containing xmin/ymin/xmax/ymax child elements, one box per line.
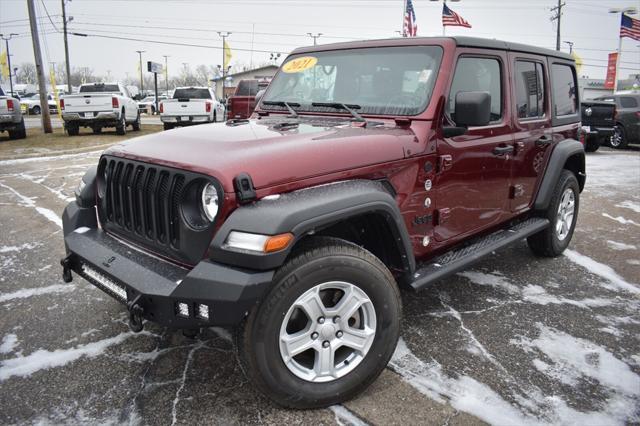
<box><xmin>61</xmin><ymin>201</ymin><xmax>274</xmax><ymax>329</ymax></box>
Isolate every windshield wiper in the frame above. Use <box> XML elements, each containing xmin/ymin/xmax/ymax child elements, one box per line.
<box><xmin>311</xmin><ymin>102</ymin><xmax>365</xmax><ymax>122</ymax></box>
<box><xmin>262</xmin><ymin>100</ymin><xmax>300</xmax><ymax>118</ymax></box>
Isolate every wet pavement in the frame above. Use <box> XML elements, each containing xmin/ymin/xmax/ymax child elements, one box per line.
<box><xmin>0</xmin><ymin>146</ymin><xmax>638</xmax><ymax>425</ymax></box>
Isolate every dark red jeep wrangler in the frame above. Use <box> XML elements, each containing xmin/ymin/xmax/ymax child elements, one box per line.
<box><xmin>61</xmin><ymin>36</ymin><xmax>585</xmax><ymax>408</ymax></box>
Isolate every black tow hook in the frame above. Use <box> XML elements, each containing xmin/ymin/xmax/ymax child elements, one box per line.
<box><xmin>60</xmin><ymin>256</ymin><xmax>73</xmax><ymax>283</ymax></box>
<box><xmin>127</xmin><ymin>294</ymin><xmax>145</xmax><ymax>333</ymax></box>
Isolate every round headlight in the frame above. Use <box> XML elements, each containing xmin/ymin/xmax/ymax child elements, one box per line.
<box><xmin>201</xmin><ymin>183</ymin><xmax>219</xmax><ymax>221</ymax></box>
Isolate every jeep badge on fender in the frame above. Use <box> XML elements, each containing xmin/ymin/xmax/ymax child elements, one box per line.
<box><xmin>60</xmin><ymin>36</ymin><xmax>585</xmax><ymax>409</ymax></box>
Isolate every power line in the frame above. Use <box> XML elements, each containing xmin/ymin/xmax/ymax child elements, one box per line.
<box><xmin>39</xmin><ymin>0</ymin><xmax>60</xmax><ymax>33</ymax></box>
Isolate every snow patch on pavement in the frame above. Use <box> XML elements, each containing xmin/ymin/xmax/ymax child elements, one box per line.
<box><xmin>564</xmin><ymin>249</ymin><xmax>639</xmax><ymax>294</ymax></box>
<box><xmin>606</xmin><ymin>240</ymin><xmax>636</xmax><ymax>251</ymax></box>
<box><xmin>330</xmin><ymin>405</ymin><xmax>368</xmax><ymax>426</ymax></box>
<box><xmin>616</xmin><ymin>200</ymin><xmax>640</xmax><ymax>213</ymax></box>
<box><xmin>0</xmin><ymin>150</ymin><xmax>102</xmax><ymax>166</ymax></box>
<box><xmin>457</xmin><ymin>271</ymin><xmax>520</xmax><ymax>294</ymax></box>
<box><xmin>602</xmin><ymin>213</ymin><xmax>640</xmax><ymax>227</ymax></box>
<box><xmin>0</xmin><ymin>334</ymin><xmax>18</xmax><ymax>354</ymax></box>
<box><xmin>0</xmin><ymin>331</ymin><xmax>136</xmax><ymax>381</ymax></box>
<box><xmin>0</xmin><ymin>182</ymin><xmax>62</xmax><ymax>228</ymax></box>
<box><xmin>0</xmin><ymin>242</ymin><xmax>40</xmax><ymax>253</ymax></box>
<box><xmin>521</xmin><ymin>285</ymin><xmax>613</xmax><ymax>308</ymax></box>
<box><xmin>0</xmin><ymin>284</ymin><xmax>75</xmax><ymax>303</ymax></box>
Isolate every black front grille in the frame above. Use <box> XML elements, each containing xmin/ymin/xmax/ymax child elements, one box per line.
<box><xmin>97</xmin><ymin>156</ymin><xmax>217</xmax><ymax>266</ymax></box>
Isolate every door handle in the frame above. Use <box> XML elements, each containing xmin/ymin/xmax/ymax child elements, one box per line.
<box><xmin>493</xmin><ymin>145</ymin><xmax>514</xmax><ymax>156</ymax></box>
<box><xmin>535</xmin><ymin>135</ymin><xmax>552</xmax><ymax>147</ymax></box>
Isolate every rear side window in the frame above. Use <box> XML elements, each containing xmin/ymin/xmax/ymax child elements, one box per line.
<box><xmin>235</xmin><ymin>81</ymin><xmax>259</xmax><ymax>96</ymax></box>
<box><xmin>449</xmin><ymin>57</ymin><xmax>502</xmax><ymax>122</ymax></box>
<box><xmin>551</xmin><ymin>64</ymin><xmax>578</xmax><ymax>116</ymax></box>
<box><xmin>515</xmin><ymin>61</ymin><xmax>545</xmax><ymax>119</ymax></box>
<box><xmin>620</xmin><ymin>97</ymin><xmax>638</xmax><ymax>108</ymax></box>
<box><xmin>173</xmin><ymin>88</ymin><xmax>211</xmax><ymax>99</ymax></box>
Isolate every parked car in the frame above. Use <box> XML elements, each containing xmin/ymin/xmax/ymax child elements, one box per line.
<box><xmin>61</xmin><ymin>36</ymin><xmax>585</xmax><ymax>409</ymax></box>
<box><xmin>60</xmin><ymin>82</ymin><xmax>140</xmax><ymax>136</ymax></box>
<box><xmin>227</xmin><ymin>79</ymin><xmax>270</xmax><ymax>120</ymax></box>
<box><xmin>20</xmin><ymin>93</ymin><xmax>59</xmax><ymax>115</ymax></box>
<box><xmin>579</xmin><ymin>100</ymin><xmax>616</xmax><ymax>152</ymax></box>
<box><xmin>138</xmin><ymin>95</ymin><xmax>167</xmax><ymax>114</ymax></box>
<box><xmin>0</xmin><ymin>87</ymin><xmax>26</xmax><ymax>139</ymax></box>
<box><xmin>594</xmin><ymin>93</ymin><xmax>640</xmax><ymax>149</ymax></box>
<box><xmin>160</xmin><ymin>86</ymin><xmax>225</xmax><ymax>130</ymax></box>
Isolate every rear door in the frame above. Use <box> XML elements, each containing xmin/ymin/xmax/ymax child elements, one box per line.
<box><xmin>508</xmin><ymin>54</ymin><xmax>552</xmax><ymax>212</ymax></box>
<box><xmin>434</xmin><ymin>50</ymin><xmax>514</xmax><ymax>242</ymax></box>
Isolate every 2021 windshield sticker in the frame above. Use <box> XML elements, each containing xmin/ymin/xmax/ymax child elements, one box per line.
<box><xmin>282</xmin><ymin>56</ymin><xmax>318</xmax><ymax>73</ymax></box>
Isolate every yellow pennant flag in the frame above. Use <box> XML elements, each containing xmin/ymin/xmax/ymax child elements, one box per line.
<box><xmin>223</xmin><ymin>40</ymin><xmax>233</xmax><ymax>68</ymax></box>
<box><xmin>571</xmin><ymin>51</ymin><xmax>583</xmax><ymax>75</ymax></box>
<box><xmin>49</xmin><ymin>67</ymin><xmax>62</xmax><ymax>118</ymax></box>
<box><xmin>0</xmin><ymin>50</ymin><xmax>9</xmax><ymax>79</ymax></box>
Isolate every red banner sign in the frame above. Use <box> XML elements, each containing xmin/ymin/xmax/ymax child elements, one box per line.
<box><xmin>604</xmin><ymin>52</ymin><xmax>618</xmax><ymax>90</ymax></box>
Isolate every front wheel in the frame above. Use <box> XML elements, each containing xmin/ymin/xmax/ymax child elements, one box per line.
<box><xmin>237</xmin><ymin>237</ymin><xmax>401</xmax><ymax>409</ymax></box>
<box><xmin>527</xmin><ymin>170</ymin><xmax>580</xmax><ymax>257</ymax></box>
<box><xmin>610</xmin><ymin>125</ymin><xmax>627</xmax><ymax>149</ymax></box>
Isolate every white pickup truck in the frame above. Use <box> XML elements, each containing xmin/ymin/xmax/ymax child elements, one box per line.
<box><xmin>160</xmin><ymin>87</ymin><xmax>225</xmax><ymax>130</ymax></box>
<box><xmin>61</xmin><ymin>82</ymin><xmax>140</xmax><ymax>136</ymax></box>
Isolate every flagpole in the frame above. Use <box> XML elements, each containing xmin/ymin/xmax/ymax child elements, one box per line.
<box><xmin>613</xmin><ymin>15</ymin><xmax>623</xmax><ymax>93</ymax></box>
<box><xmin>401</xmin><ymin>0</ymin><xmax>407</xmax><ymax>37</ymax></box>
<box><xmin>442</xmin><ymin>0</ymin><xmax>447</xmax><ymax>36</ymax></box>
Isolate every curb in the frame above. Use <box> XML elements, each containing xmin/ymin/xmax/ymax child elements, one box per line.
<box><xmin>0</xmin><ymin>141</ymin><xmax>117</xmax><ymax>161</ymax></box>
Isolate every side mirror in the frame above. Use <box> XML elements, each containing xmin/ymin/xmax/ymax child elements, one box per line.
<box><xmin>454</xmin><ymin>91</ymin><xmax>491</xmax><ymax>127</ymax></box>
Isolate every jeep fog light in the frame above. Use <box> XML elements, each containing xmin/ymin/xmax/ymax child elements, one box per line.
<box><xmin>176</xmin><ymin>302</ymin><xmax>190</xmax><ymax>317</ymax></box>
<box><xmin>201</xmin><ymin>183</ymin><xmax>219</xmax><ymax>221</ymax></box>
<box><xmin>196</xmin><ymin>303</ymin><xmax>209</xmax><ymax>320</ymax></box>
<box><xmin>224</xmin><ymin>231</ymin><xmax>293</xmax><ymax>253</ymax></box>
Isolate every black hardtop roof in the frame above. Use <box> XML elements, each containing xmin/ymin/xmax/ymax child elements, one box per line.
<box><xmin>291</xmin><ymin>36</ymin><xmax>574</xmax><ymax>62</ymax></box>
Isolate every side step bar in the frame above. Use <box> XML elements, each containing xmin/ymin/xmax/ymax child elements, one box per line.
<box><xmin>410</xmin><ymin>217</ymin><xmax>550</xmax><ymax>291</ymax></box>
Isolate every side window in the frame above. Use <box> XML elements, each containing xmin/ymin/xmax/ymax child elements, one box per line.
<box><xmin>514</xmin><ymin>60</ymin><xmax>545</xmax><ymax>119</ymax></box>
<box><xmin>620</xmin><ymin>97</ymin><xmax>638</xmax><ymax>108</ymax></box>
<box><xmin>449</xmin><ymin>57</ymin><xmax>502</xmax><ymax>123</ymax></box>
<box><xmin>551</xmin><ymin>64</ymin><xmax>578</xmax><ymax>116</ymax></box>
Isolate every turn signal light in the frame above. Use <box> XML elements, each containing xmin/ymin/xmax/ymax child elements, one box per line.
<box><xmin>264</xmin><ymin>233</ymin><xmax>294</xmax><ymax>253</ymax></box>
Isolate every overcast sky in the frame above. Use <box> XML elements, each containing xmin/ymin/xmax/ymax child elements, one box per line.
<box><xmin>1</xmin><ymin>0</ymin><xmax>639</xmax><ymax>82</ymax></box>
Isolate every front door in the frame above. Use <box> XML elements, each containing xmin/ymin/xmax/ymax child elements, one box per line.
<box><xmin>509</xmin><ymin>54</ymin><xmax>552</xmax><ymax>212</ymax></box>
<box><xmin>434</xmin><ymin>52</ymin><xmax>513</xmax><ymax>242</ymax></box>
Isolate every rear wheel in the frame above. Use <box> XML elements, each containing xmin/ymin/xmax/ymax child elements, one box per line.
<box><xmin>32</xmin><ymin>105</ymin><xmax>41</xmax><ymax>115</ymax></box>
<box><xmin>610</xmin><ymin>124</ymin><xmax>627</xmax><ymax>149</ymax></box>
<box><xmin>528</xmin><ymin>170</ymin><xmax>579</xmax><ymax>257</ymax></box>
<box><xmin>66</xmin><ymin>122</ymin><xmax>79</xmax><ymax>136</ymax></box>
<box><xmin>237</xmin><ymin>237</ymin><xmax>401</xmax><ymax>409</ymax></box>
<box><xmin>163</xmin><ymin>123</ymin><xmax>174</xmax><ymax>131</ymax></box>
<box><xmin>115</xmin><ymin>114</ymin><xmax>126</xmax><ymax>135</ymax></box>
<box><xmin>132</xmin><ymin>112</ymin><xmax>141</xmax><ymax>131</ymax></box>
<box><xmin>8</xmin><ymin>119</ymin><xmax>27</xmax><ymax>140</ymax></box>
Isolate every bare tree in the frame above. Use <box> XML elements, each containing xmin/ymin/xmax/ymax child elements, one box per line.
<box><xmin>16</xmin><ymin>63</ymin><xmax>37</xmax><ymax>84</ymax></box>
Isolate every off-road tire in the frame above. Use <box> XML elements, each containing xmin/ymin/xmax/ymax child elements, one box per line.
<box><xmin>132</xmin><ymin>113</ymin><xmax>141</xmax><ymax>131</ymax></box>
<box><xmin>237</xmin><ymin>237</ymin><xmax>402</xmax><ymax>409</ymax></box>
<box><xmin>528</xmin><ymin>170</ymin><xmax>580</xmax><ymax>257</ymax></box>
<box><xmin>115</xmin><ymin>114</ymin><xmax>126</xmax><ymax>135</ymax></box>
<box><xmin>163</xmin><ymin>123</ymin><xmax>173</xmax><ymax>131</ymax></box>
<box><xmin>66</xmin><ymin>123</ymin><xmax>79</xmax><ymax>136</ymax></box>
<box><xmin>610</xmin><ymin>124</ymin><xmax>627</xmax><ymax>149</ymax></box>
<box><xmin>8</xmin><ymin>119</ymin><xmax>27</xmax><ymax>140</ymax></box>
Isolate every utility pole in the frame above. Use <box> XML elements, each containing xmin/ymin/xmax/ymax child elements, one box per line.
<box><xmin>162</xmin><ymin>55</ymin><xmax>170</xmax><ymax>94</ymax></box>
<box><xmin>61</xmin><ymin>0</ymin><xmax>72</xmax><ymax>94</ymax></box>
<box><xmin>136</xmin><ymin>50</ymin><xmax>145</xmax><ymax>93</ymax></box>
<box><xmin>550</xmin><ymin>0</ymin><xmax>565</xmax><ymax>51</ymax></box>
<box><xmin>0</xmin><ymin>33</ymin><xmax>18</xmax><ymax>96</ymax></box>
<box><xmin>307</xmin><ymin>33</ymin><xmax>322</xmax><ymax>45</ymax></box>
<box><xmin>26</xmin><ymin>0</ymin><xmax>52</xmax><ymax>133</ymax></box>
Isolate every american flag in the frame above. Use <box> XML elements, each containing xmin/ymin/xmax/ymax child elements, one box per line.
<box><xmin>442</xmin><ymin>3</ymin><xmax>471</xmax><ymax>28</ymax></box>
<box><xmin>404</xmin><ymin>0</ymin><xmax>418</xmax><ymax>37</ymax></box>
<box><xmin>620</xmin><ymin>14</ymin><xmax>640</xmax><ymax>41</ymax></box>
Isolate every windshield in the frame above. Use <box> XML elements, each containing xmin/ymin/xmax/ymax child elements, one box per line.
<box><xmin>262</xmin><ymin>46</ymin><xmax>442</xmax><ymax>116</ymax></box>
<box><xmin>80</xmin><ymin>84</ymin><xmax>120</xmax><ymax>93</ymax></box>
<box><xmin>173</xmin><ymin>88</ymin><xmax>211</xmax><ymax>99</ymax></box>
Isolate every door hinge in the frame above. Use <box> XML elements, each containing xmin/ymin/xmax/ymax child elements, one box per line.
<box><xmin>436</xmin><ymin>208</ymin><xmax>451</xmax><ymax>225</ymax></box>
<box><xmin>437</xmin><ymin>155</ymin><xmax>453</xmax><ymax>172</ymax></box>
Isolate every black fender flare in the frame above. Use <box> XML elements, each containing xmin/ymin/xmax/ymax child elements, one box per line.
<box><xmin>208</xmin><ymin>179</ymin><xmax>415</xmax><ymax>272</ymax></box>
<box><xmin>534</xmin><ymin>139</ymin><xmax>585</xmax><ymax>211</ymax></box>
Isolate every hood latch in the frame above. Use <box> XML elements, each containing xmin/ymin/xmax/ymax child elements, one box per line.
<box><xmin>234</xmin><ymin>172</ymin><xmax>257</xmax><ymax>204</ymax></box>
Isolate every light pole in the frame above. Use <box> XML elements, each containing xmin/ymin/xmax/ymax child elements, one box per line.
<box><xmin>563</xmin><ymin>41</ymin><xmax>573</xmax><ymax>54</ymax></box>
<box><xmin>608</xmin><ymin>7</ymin><xmax>638</xmax><ymax>92</ymax></box>
<box><xmin>0</xmin><ymin>33</ymin><xmax>18</xmax><ymax>96</ymax></box>
<box><xmin>162</xmin><ymin>55</ymin><xmax>170</xmax><ymax>95</ymax></box>
<box><xmin>307</xmin><ymin>33</ymin><xmax>322</xmax><ymax>45</ymax></box>
<box><xmin>429</xmin><ymin>0</ymin><xmax>460</xmax><ymax>36</ymax></box>
<box><xmin>217</xmin><ymin>31</ymin><xmax>231</xmax><ymax>78</ymax></box>
<box><xmin>136</xmin><ymin>50</ymin><xmax>145</xmax><ymax>93</ymax></box>
<box><xmin>61</xmin><ymin>0</ymin><xmax>72</xmax><ymax>94</ymax></box>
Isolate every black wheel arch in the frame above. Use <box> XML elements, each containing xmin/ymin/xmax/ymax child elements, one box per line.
<box><xmin>534</xmin><ymin>139</ymin><xmax>585</xmax><ymax>211</ymax></box>
<box><xmin>208</xmin><ymin>179</ymin><xmax>415</xmax><ymax>275</ymax></box>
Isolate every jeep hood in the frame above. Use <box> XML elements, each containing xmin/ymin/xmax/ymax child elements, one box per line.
<box><xmin>105</xmin><ymin>117</ymin><xmax>419</xmax><ymax>192</ymax></box>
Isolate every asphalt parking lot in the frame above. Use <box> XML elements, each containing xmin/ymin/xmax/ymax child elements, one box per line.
<box><xmin>0</xmin><ymin>141</ymin><xmax>638</xmax><ymax>425</ymax></box>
